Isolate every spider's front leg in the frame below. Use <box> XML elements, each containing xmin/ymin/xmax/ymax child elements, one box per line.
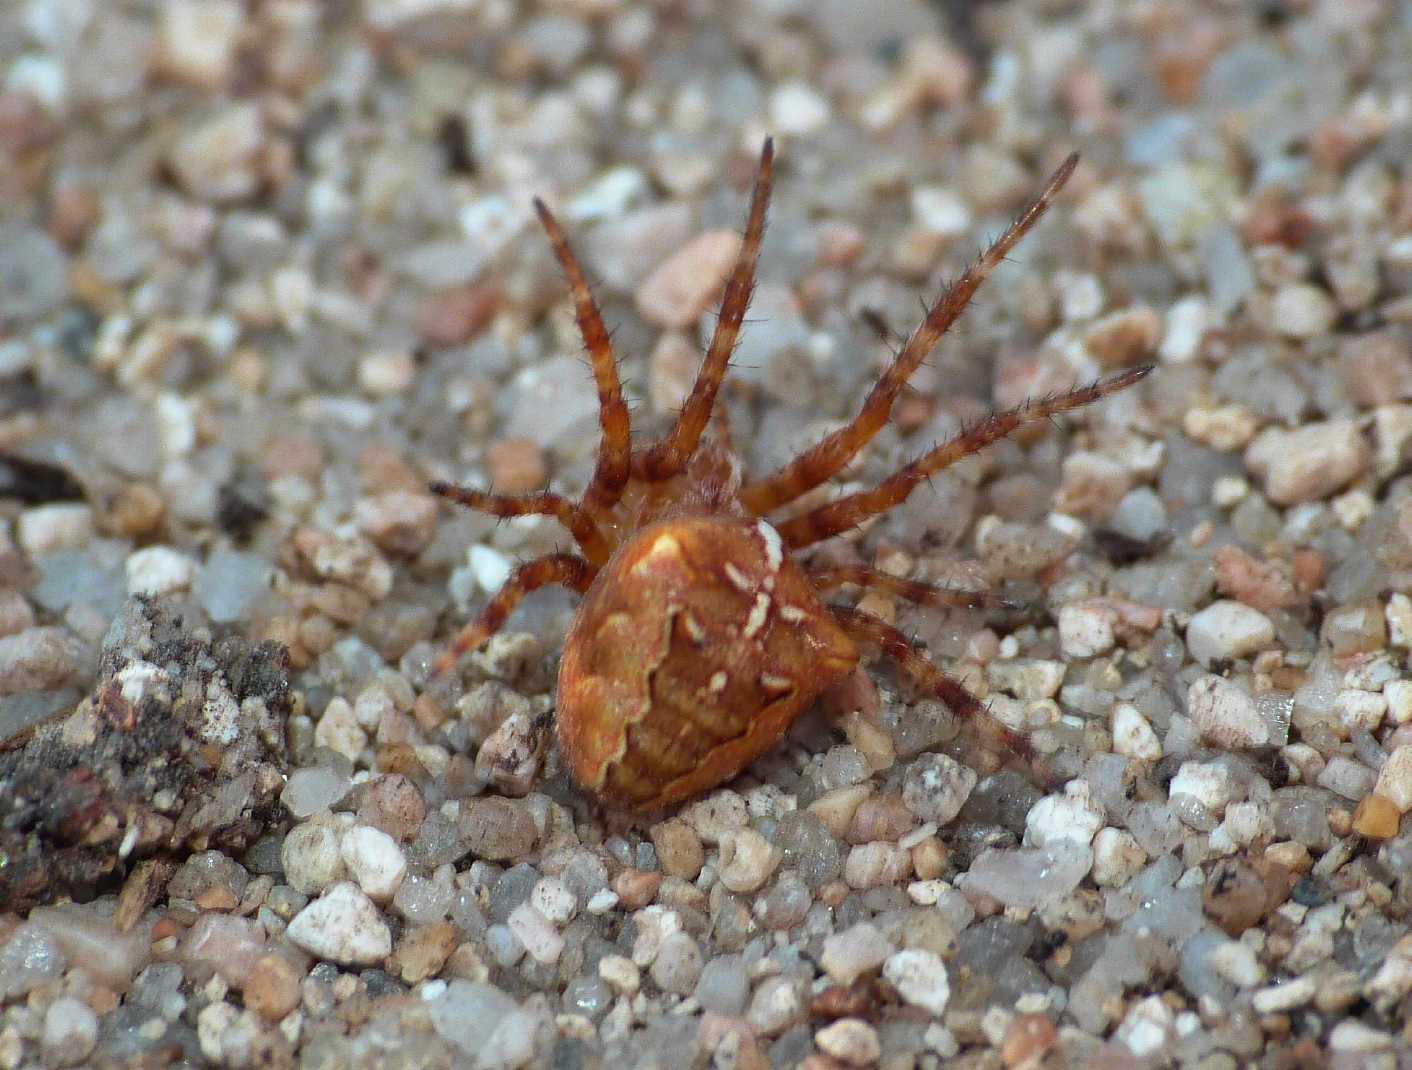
<box><xmin>433</xmin><ymin>552</ymin><xmax>597</xmax><ymax>675</ymax></box>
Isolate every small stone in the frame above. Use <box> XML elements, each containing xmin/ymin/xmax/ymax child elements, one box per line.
<box><xmin>1203</xmin><ymin>858</ymin><xmax>1269</xmax><ymax>936</ymax></box>
<box><xmin>359</xmin><ymin>774</ymin><xmax>426</xmax><ymax>842</ymax></box>
<box><xmin>0</xmin><ymin>626</ymin><xmax>85</xmax><ymax>696</ymax></box>
<box><xmin>389</xmin><ymin>922</ymin><xmax>458</xmax><ymax>984</ymax></box>
<box><xmin>17</xmin><ymin>503</ymin><xmax>93</xmax><ymax>553</ymax></box>
<box><xmin>1001</xmin><ymin>1014</ymin><xmax>1059</xmax><ymax>1068</ymax></box>
<box><xmin>694</xmin><ymin>954</ymin><xmax>748</xmax><ymax>1016</ymax></box>
<box><xmin>1353</xmin><ymin>793</ymin><xmax>1400</xmax><ymax>838</ymax></box>
<box><xmin>1187</xmin><ymin>675</ymin><xmax>1268</xmax><ymax>749</ymax></box>
<box><xmin>1091</xmin><ymin>828</ymin><xmax>1148</xmax><ymax>887</ymax></box>
<box><xmin>474</xmin><ymin>711</ymin><xmax>543</xmax><ymax>796</ymax></box>
<box><xmin>820</xmin><ymin>923</ymin><xmax>891</xmax><ymax>985</ymax></box>
<box><xmin>459</xmin><ymin>797</ymin><xmax>538</xmax><ymax>860</ymax></box>
<box><xmin>314</xmin><ymin>697</ymin><xmax>367</xmax><ymax>762</ymax></box>
<box><xmin>1057</xmin><ymin>600</ymin><xmax>1116</xmax><ymax>658</ymax></box>
<box><xmin>155</xmin><ymin>0</ymin><xmax>242</xmax><ymax>88</ymax></box>
<box><xmin>168</xmin><ymin>103</ymin><xmax>264</xmax><ymax>202</ymax></box>
<box><xmin>1185</xmin><ymin>600</ymin><xmax>1275</xmax><ymax>665</ymax></box>
<box><xmin>883</xmin><ymin>948</ymin><xmax>950</xmax><ymax>1015</ymax></box>
<box><xmin>1374</xmin><ymin>746</ymin><xmax>1412</xmax><ymax>812</ymax></box>
<box><xmin>529</xmin><ymin>877</ymin><xmax>575</xmax><ymax>924</ymax></box>
<box><xmin>1025</xmin><ymin>781</ymin><xmax>1105</xmax><ymax>849</ymax></box>
<box><xmin>815</xmin><ymin>1018</ymin><xmax>881</xmax><ymax>1066</ymax></box>
<box><xmin>358</xmin><ymin>350</ymin><xmax>415</xmax><ymax>396</ymax></box>
<box><xmin>125</xmin><ymin>545</ymin><xmax>197</xmax><ymax>597</ymax></box>
<box><xmin>1212</xmin><ymin>545</ymin><xmax>1297</xmax><ymax>612</ymax></box>
<box><xmin>1112</xmin><ymin>703</ymin><xmax>1162</xmax><ymax>760</ymax></box>
<box><xmin>1271</xmin><ymin>282</ymin><xmax>1337</xmax><ymax>340</ymax></box>
<box><xmin>285</xmin><ymin>882</ymin><xmax>392</xmax><ymax>966</ymax></box>
<box><xmin>340</xmin><ymin>825</ymin><xmax>407</xmax><ymax>901</ymax></box>
<box><xmin>243</xmin><ymin>954</ymin><xmax>303</xmax><ymax>1021</ymax></box>
<box><xmin>485</xmin><ymin>438</ymin><xmax>547</xmax><ymax>496</ymax></box>
<box><xmin>280</xmin><ymin>766</ymin><xmax>351</xmax><ymax>819</ymax></box>
<box><xmin>650</xmin><ymin>930</ymin><xmax>703</xmax><ymax>994</ymax></box>
<box><xmin>718</xmin><ymin>828</ymin><xmax>778</xmax><ymax>892</ymax></box>
<box><xmin>1243</xmin><ymin>420</ymin><xmax>1370</xmax><ymax>505</ymax></box>
<box><xmin>507</xmin><ymin>903</ymin><xmax>563</xmax><ymax>965</ymax></box>
<box><xmin>1083</xmin><ymin>305</ymin><xmax>1161</xmax><ymax>368</ymax></box>
<box><xmin>635</xmin><ymin>230</ymin><xmax>741</xmax><ymax>329</ymax></box>
<box><xmin>599</xmin><ymin>954</ymin><xmax>640</xmax><ymax>995</ymax></box>
<box><xmin>650</xmin><ymin>818</ymin><xmax>705</xmax><ymax>880</ymax></box>
<box><xmin>281</xmin><ymin>821</ymin><xmax>346</xmax><ymax>895</ymax></box>
<box><xmin>1114</xmin><ymin>994</ymin><xmax>1174</xmax><ymax>1058</ymax></box>
<box><xmin>844</xmin><ymin>842</ymin><xmax>910</xmax><ymax>888</ymax></box>
<box><xmin>180</xmin><ymin>914</ymin><xmax>266</xmax><ymax>987</ymax></box>
<box><xmin>417</xmin><ymin>283</ymin><xmax>500</xmax><ymax>347</ymax></box>
<box><xmin>355</xmin><ymin>491</ymin><xmax>438</xmax><ymax>557</ymax></box>
<box><xmin>901</xmin><ymin>752</ymin><xmax>977</xmax><ymax>825</ymax></box>
<box><xmin>910</xmin><ymin>186</ymin><xmax>971</xmax><ymax>236</ymax></box>
<box><xmin>769</xmin><ymin>81</ymin><xmax>832</xmax><ymax>135</ymax></box>
<box><xmin>1170</xmin><ymin>761</ymin><xmax>1236</xmax><ymax>816</ymax></box>
<box><xmin>1251</xmin><ymin>974</ymin><xmax>1318</xmax><ymax>1013</ymax></box>
<box><xmin>41</xmin><ymin>996</ymin><xmax>98</xmax><ymax>1067</ymax></box>
<box><xmin>747</xmin><ymin>975</ymin><xmax>804</xmax><ymax>1036</ymax></box>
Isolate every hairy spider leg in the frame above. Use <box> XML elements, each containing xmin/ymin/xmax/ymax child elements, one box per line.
<box><xmin>807</xmin><ymin>564</ymin><xmax>1025</xmax><ymax>611</ymax></box>
<box><xmin>431</xmin><ymin>553</ymin><xmax>597</xmax><ymax>675</ymax></box>
<box><xmin>776</xmin><ymin>366</ymin><xmax>1154</xmax><ymax>549</ymax></box>
<box><xmin>740</xmin><ymin>153</ymin><xmax>1081</xmax><ymax>516</ymax></box>
<box><xmin>637</xmin><ymin>138</ymin><xmax>775</xmax><ymax>481</ymax></box>
<box><xmin>427</xmin><ymin>484</ymin><xmax>611</xmax><ymax>566</ymax></box>
<box><xmin>829</xmin><ymin>604</ymin><xmax>1030</xmax><ymax>763</ymax></box>
<box><xmin>532</xmin><ymin>198</ymin><xmax>632</xmax><ymax>512</ymax></box>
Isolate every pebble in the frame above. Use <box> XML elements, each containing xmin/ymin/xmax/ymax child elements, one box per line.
<box><xmin>815</xmin><ymin>1018</ymin><xmax>881</xmax><ymax>1066</ymax></box>
<box><xmin>17</xmin><ymin>503</ymin><xmax>93</xmax><ymax>553</ymax></box>
<box><xmin>1353</xmin><ymin>792</ymin><xmax>1400</xmax><ymax>838</ymax></box>
<box><xmin>769</xmin><ymin>81</ymin><xmax>832</xmax><ymax>135</ymax></box>
<box><xmin>1026</xmin><ymin>781</ymin><xmax>1105</xmax><ymax>849</ymax></box>
<box><xmin>1184</xmin><ymin>600</ymin><xmax>1275</xmax><ymax>665</ymax></box>
<box><xmin>355</xmin><ymin>490</ymin><xmax>438</xmax><ymax>557</ymax></box>
<box><xmin>747</xmin><ymin>976</ymin><xmax>804</xmax><ymax>1036</ymax></box>
<box><xmin>1091</xmin><ymin>828</ymin><xmax>1149</xmax><ymax>887</ymax></box>
<box><xmin>1170</xmin><ymin>761</ymin><xmax>1236</xmax><ymax>816</ymax></box>
<box><xmin>286</xmin><ymin>882</ymin><xmax>392</xmax><ymax>966</ymax></box>
<box><xmin>1243</xmin><ymin>420</ymin><xmax>1370</xmax><ymax>505</ymax></box>
<box><xmin>717</xmin><ymin>828</ymin><xmax>778</xmax><ymax>893</ymax></box>
<box><xmin>883</xmin><ymin>949</ymin><xmax>950</xmax><ymax>1015</ymax></box>
<box><xmin>41</xmin><ymin>996</ymin><xmax>98</xmax><ymax>1067</ymax></box>
<box><xmin>1251</xmin><ymin>974</ymin><xmax>1318</xmax><ymax>1013</ymax></box>
<box><xmin>820</xmin><ymin>922</ymin><xmax>891</xmax><ymax>985</ymax></box>
<box><xmin>1112</xmin><ymin>703</ymin><xmax>1163</xmax><ymax>760</ymax></box>
<box><xmin>1083</xmin><ymin>304</ymin><xmax>1161</xmax><ymax>367</ymax></box>
<box><xmin>507</xmin><ymin>902</ymin><xmax>564</xmax><ymax>965</ymax></box>
<box><xmin>634</xmin><ymin>230</ymin><xmax>741</xmax><ymax>329</ymax></box>
<box><xmin>125</xmin><ymin>545</ymin><xmax>197</xmax><ymax>597</ymax></box>
<box><xmin>243</xmin><ymin>954</ymin><xmax>303</xmax><ymax>1021</ymax></box>
<box><xmin>459</xmin><ymin>797</ymin><xmax>538</xmax><ymax>860</ymax></box>
<box><xmin>484</xmin><ymin>438</ymin><xmax>547</xmax><ymax>496</ymax></box>
<box><xmin>650</xmin><ymin>819</ymin><xmax>705</xmax><ymax>880</ymax></box>
<box><xmin>1187</xmin><ymin>675</ymin><xmax>1269</xmax><ymax>749</ymax></box>
<box><xmin>429</xmin><ymin>980</ymin><xmax>537</xmax><ymax>1068</ymax></box>
<box><xmin>280</xmin><ymin>765</ymin><xmax>352</xmax><ymax>818</ymax></box>
<box><xmin>0</xmin><ymin>223</ymin><xmax>69</xmax><ymax>322</ymax></box>
<box><xmin>155</xmin><ymin>0</ymin><xmax>243</xmax><ymax>88</ymax></box>
<box><xmin>0</xmin><ymin>626</ymin><xmax>85</xmax><ymax>696</ymax></box>
<box><xmin>650</xmin><ymin>930</ymin><xmax>704</xmax><ymax>994</ymax></box>
<box><xmin>180</xmin><ymin>914</ymin><xmax>266</xmax><ymax>987</ymax></box>
<box><xmin>281</xmin><ymin>821</ymin><xmax>347</xmax><ymax>894</ymax></box>
<box><xmin>168</xmin><ymin>103</ymin><xmax>265</xmax><ymax>202</ymax></box>
<box><xmin>1057</xmin><ymin>601</ymin><xmax>1117</xmax><ymax>658</ymax></box>
<box><xmin>341</xmin><ymin>825</ymin><xmax>407</xmax><ymax>901</ymax></box>
<box><xmin>1271</xmin><ymin>282</ymin><xmax>1337</xmax><ymax>339</ymax></box>
<box><xmin>694</xmin><ymin>954</ymin><xmax>748</xmax><ymax>1016</ymax></box>
<box><xmin>1374</xmin><ymin>746</ymin><xmax>1412</xmax><ymax>812</ymax></box>
<box><xmin>901</xmin><ymin>753</ymin><xmax>977</xmax><ymax>824</ymax></box>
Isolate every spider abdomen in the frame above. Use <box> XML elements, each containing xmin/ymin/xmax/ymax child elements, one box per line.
<box><xmin>556</xmin><ymin>515</ymin><xmax>858</xmax><ymax>811</ymax></box>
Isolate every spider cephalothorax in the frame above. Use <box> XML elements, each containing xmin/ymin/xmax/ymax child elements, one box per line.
<box><xmin>432</xmin><ymin>139</ymin><xmax>1151</xmax><ymax>812</ymax></box>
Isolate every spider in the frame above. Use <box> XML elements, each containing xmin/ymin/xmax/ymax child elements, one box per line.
<box><xmin>430</xmin><ymin>139</ymin><xmax>1151</xmax><ymax>812</ymax></box>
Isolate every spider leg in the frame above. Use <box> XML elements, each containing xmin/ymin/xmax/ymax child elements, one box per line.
<box><xmin>429</xmin><ymin>483</ymin><xmax>611</xmax><ymax>565</ymax></box>
<box><xmin>533</xmin><ymin>198</ymin><xmax>631</xmax><ymax>512</ymax></box>
<box><xmin>828</xmin><ymin>604</ymin><xmax>1030</xmax><ymax>761</ymax></box>
<box><xmin>637</xmin><ymin>138</ymin><xmax>775</xmax><ymax>481</ymax></box>
<box><xmin>740</xmin><ymin>153</ymin><xmax>1081</xmax><ymax>516</ymax></box>
<box><xmin>432</xmin><ymin>552</ymin><xmax>597</xmax><ymax>675</ymax></box>
<box><xmin>775</xmin><ymin>366</ymin><xmax>1153</xmax><ymax>549</ymax></box>
<box><xmin>808</xmin><ymin>564</ymin><xmax>1023</xmax><ymax>611</ymax></box>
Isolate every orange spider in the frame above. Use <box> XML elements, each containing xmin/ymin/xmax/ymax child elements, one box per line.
<box><xmin>431</xmin><ymin>139</ymin><xmax>1151</xmax><ymax>812</ymax></box>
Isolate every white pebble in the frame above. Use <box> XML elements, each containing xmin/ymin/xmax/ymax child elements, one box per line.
<box><xmin>358</xmin><ymin>350</ymin><xmax>415</xmax><ymax>396</ymax></box>
<box><xmin>1115</xmin><ymin>994</ymin><xmax>1174</xmax><ymax>1058</ymax></box>
<box><xmin>468</xmin><ymin>544</ymin><xmax>513</xmax><ymax>594</ymax></box>
<box><xmin>1112</xmin><ymin>703</ymin><xmax>1163</xmax><ymax>760</ymax></box>
<box><xmin>1271</xmin><ymin>282</ymin><xmax>1336</xmax><ymax>340</ymax></box>
<box><xmin>717</xmin><ymin>828</ymin><xmax>778</xmax><ymax>893</ymax></box>
<box><xmin>883</xmin><ymin>949</ymin><xmax>950</xmax><ymax>1015</ymax></box>
<box><xmin>1091</xmin><ymin>827</ymin><xmax>1148</xmax><ymax>887</ymax></box>
<box><xmin>1057</xmin><ymin>601</ymin><xmax>1116</xmax><ymax>658</ymax></box>
<box><xmin>125</xmin><ymin>545</ymin><xmax>198</xmax><ymax>597</ymax></box>
<box><xmin>768</xmin><ymin>81</ymin><xmax>831</xmax><ymax>135</ymax></box>
<box><xmin>42</xmin><ymin>996</ymin><xmax>98</xmax><ymax>1067</ymax></box>
<box><xmin>1169</xmin><ymin>761</ymin><xmax>1236</xmax><ymax>817</ymax></box>
<box><xmin>1185</xmin><ymin>600</ymin><xmax>1274</xmax><ymax>665</ymax></box>
<box><xmin>281</xmin><ymin>821</ymin><xmax>346</xmax><ymax>895</ymax></box>
<box><xmin>820</xmin><ymin>922</ymin><xmax>891</xmax><ymax>985</ymax></box>
<box><xmin>1159</xmin><ymin>294</ymin><xmax>1210</xmax><ymax>363</ymax></box>
<box><xmin>911</xmin><ymin>186</ymin><xmax>971</xmax><ymax>237</ymax></box>
<box><xmin>286</xmin><ymin>882</ymin><xmax>391</xmax><ymax>966</ymax></box>
<box><xmin>1025</xmin><ymin>781</ymin><xmax>1104</xmax><ymax>849</ymax></box>
<box><xmin>17</xmin><ymin>503</ymin><xmax>93</xmax><ymax>554</ymax></box>
<box><xmin>340</xmin><ymin>825</ymin><xmax>407</xmax><ymax>902</ymax></box>
<box><xmin>1375</xmin><ymin>746</ymin><xmax>1412</xmax><ymax>812</ymax></box>
<box><xmin>1210</xmin><ymin>939</ymin><xmax>1264</xmax><ymax>987</ymax></box>
<box><xmin>529</xmin><ymin>877</ymin><xmax>576</xmax><ymax>924</ymax></box>
<box><xmin>314</xmin><ymin>697</ymin><xmax>367</xmax><ymax>762</ymax></box>
<box><xmin>1251</xmin><ymin>974</ymin><xmax>1317</xmax><ymax>1013</ymax></box>
<box><xmin>507</xmin><ymin>903</ymin><xmax>564</xmax><ymax>965</ymax></box>
<box><xmin>1187</xmin><ymin>675</ymin><xmax>1268</xmax><ymax>749</ymax></box>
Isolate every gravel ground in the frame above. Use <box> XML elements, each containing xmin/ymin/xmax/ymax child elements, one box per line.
<box><xmin>2</xmin><ymin>0</ymin><xmax>1412</xmax><ymax>1067</ymax></box>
